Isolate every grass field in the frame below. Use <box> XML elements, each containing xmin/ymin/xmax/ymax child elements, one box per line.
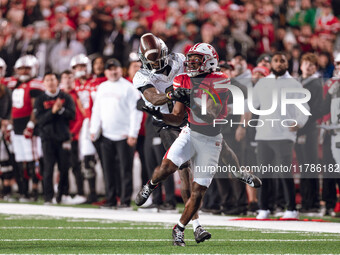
<box><xmin>1</xmin><ymin>213</ymin><xmax>340</xmax><ymax>254</ymax></box>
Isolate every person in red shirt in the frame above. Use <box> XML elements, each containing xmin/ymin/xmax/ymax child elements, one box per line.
<box><xmin>60</xmin><ymin>70</ymin><xmax>86</xmax><ymax>203</ymax></box>
<box><xmin>11</xmin><ymin>55</ymin><xmax>44</xmax><ymax>202</ymax></box>
<box><xmin>70</xmin><ymin>53</ymin><xmax>98</xmax><ymax>203</ymax></box>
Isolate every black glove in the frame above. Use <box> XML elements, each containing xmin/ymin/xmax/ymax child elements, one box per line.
<box><xmin>142</xmin><ymin>106</ymin><xmax>163</xmax><ymax>120</ymax></box>
<box><xmin>167</xmin><ymin>88</ymin><xmax>191</xmax><ymax>107</ymax></box>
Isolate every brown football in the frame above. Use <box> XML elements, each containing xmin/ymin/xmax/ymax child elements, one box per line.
<box><xmin>140</xmin><ymin>33</ymin><xmax>161</xmax><ymax>62</ymax></box>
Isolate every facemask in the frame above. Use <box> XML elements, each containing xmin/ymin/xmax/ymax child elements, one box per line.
<box><xmin>18</xmin><ymin>75</ymin><xmax>31</xmax><ymax>82</ymax></box>
<box><xmin>74</xmin><ymin>70</ymin><xmax>86</xmax><ymax>79</ymax></box>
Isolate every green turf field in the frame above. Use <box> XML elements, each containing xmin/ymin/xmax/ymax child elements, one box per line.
<box><xmin>0</xmin><ymin>214</ymin><xmax>340</xmax><ymax>254</ymax></box>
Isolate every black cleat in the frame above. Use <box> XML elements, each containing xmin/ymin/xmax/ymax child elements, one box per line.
<box><xmin>135</xmin><ymin>181</ymin><xmax>157</xmax><ymax>206</ymax></box>
<box><xmin>172</xmin><ymin>225</ymin><xmax>186</xmax><ymax>246</ymax></box>
<box><xmin>194</xmin><ymin>225</ymin><xmax>211</xmax><ymax>243</ymax></box>
<box><xmin>238</xmin><ymin>172</ymin><xmax>262</xmax><ymax>188</ymax></box>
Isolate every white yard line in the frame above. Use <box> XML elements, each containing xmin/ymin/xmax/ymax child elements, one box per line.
<box><xmin>0</xmin><ymin>203</ymin><xmax>339</xmax><ymax>233</ymax></box>
<box><xmin>0</xmin><ymin>239</ymin><xmax>339</xmax><ymax>242</ymax></box>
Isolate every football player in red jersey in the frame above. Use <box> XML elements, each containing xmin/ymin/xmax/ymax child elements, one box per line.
<box><xmin>136</xmin><ymin>43</ymin><xmax>261</xmax><ymax>246</ymax></box>
<box><xmin>11</xmin><ymin>55</ymin><xmax>44</xmax><ymax>201</ymax></box>
<box><xmin>70</xmin><ymin>54</ymin><xmax>101</xmax><ymax>203</ymax></box>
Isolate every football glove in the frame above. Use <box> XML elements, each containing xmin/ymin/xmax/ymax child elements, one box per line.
<box><xmin>23</xmin><ymin>121</ymin><xmax>34</xmax><ymax>139</ymax></box>
<box><xmin>167</xmin><ymin>88</ymin><xmax>191</xmax><ymax>107</ymax></box>
<box><xmin>142</xmin><ymin>106</ymin><xmax>163</xmax><ymax>120</ymax></box>
<box><xmin>4</xmin><ymin>124</ymin><xmax>12</xmax><ymax>143</ymax></box>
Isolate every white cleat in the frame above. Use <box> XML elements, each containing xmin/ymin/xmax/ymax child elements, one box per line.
<box><xmin>281</xmin><ymin>210</ymin><xmax>299</xmax><ymax>220</ymax></box>
<box><xmin>256</xmin><ymin>209</ymin><xmax>270</xmax><ymax>219</ymax></box>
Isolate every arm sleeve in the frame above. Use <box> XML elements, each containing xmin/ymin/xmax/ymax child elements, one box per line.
<box><xmin>128</xmin><ymin>87</ymin><xmax>143</xmax><ymax>138</ymax></box>
<box><xmin>70</xmin><ymin>100</ymin><xmax>84</xmax><ymax>136</ymax></box>
<box><xmin>138</xmin><ymin>84</ymin><xmax>154</xmax><ymax>93</ymax></box>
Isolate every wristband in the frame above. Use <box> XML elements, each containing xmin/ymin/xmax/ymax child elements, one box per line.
<box><xmin>27</xmin><ymin>121</ymin><xmax>35</xmax><ymax>129</ymax></box>
<box><xmin>166</xmin><ymin>91</ymin><xmax>173</xmax><ymax>100</ymax></box>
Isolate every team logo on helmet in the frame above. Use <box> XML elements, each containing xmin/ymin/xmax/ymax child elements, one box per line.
<box><xmin>185</xmin><ymin>43</ymin><xmax>219</xmax><ymax>77</ymax></box>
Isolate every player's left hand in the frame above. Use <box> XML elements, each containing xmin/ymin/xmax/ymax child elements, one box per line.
<box><xmin>142</xmin><ymin>106</ymin><xmax>163</xmax><ymax>120</ymax></box>
<box><xmin>167</xmin><ymin>88</ymin><xmax>191</xmax><ymax>107</ymax></box>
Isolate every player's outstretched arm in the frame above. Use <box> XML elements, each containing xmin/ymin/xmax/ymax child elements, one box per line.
<box><xmin>160</xmin><ymin>101</ymin><xmax>186</xmax><ymax>126</ymax></box>
<box><xmin>143</xmin><ymin>87</ymin><xmax>170</xmax><ymax>106</ymax></box>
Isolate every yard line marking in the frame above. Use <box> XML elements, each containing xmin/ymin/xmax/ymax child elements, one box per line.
<box><xmin>0</xmin><ymin>226</ymin><xmax>255</xmax><ymax>230</ymax></box>
<box><xmin>0</xmin><ymin>239</ymin><xmax>339</xmax><ymax>242</ymax></box>
<box><xmin>2</xmin><ymin>227</ymin><xmax>340</xmax><ymax>235</ymax></box>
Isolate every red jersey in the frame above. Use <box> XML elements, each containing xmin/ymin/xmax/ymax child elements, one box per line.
<box><xmin>67</xmin><ymin>89</ymin><xmax>85</xmax><ymax>141</ymax></box>
<box><xmin>173</xmin><ymin>72</ymin><xmax>230</xmax><ymax>134</ymax></box>
<box><xmin>12</xmin><ymin>79</ymin><xmax>44</xmax><ymax>119</ymax></box>
<box><xmin>11</xmin><ymin>79</ymin><xmax>44</xmax><ymax>134</ymax></box>
<box><xmin>315</xmin><ymin>14</ymin><xmax>340</xmax><ymax>35</ymax></box>
<box><xmin>75</xmin><ymin>78</ymin><xmax>92</xmax><ymax>119</ymax></box>
<box><xmin>75</xmin><ymin>77</ymin><xmax>107</xmax><ymax>119</ymax></box>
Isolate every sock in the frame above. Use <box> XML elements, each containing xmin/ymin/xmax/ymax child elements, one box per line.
<box><xmin>192</xmin><ymin>219</ymin><xmax>200</xmax><ymax>231</ymax></box>
<box><xmin>88</xmin><ymin>177</ymin><xmax>96</xmax><ymax>194</ymax></box>
<box><xmin>3</xmin><ymin>186</ymin><xmax>11</xmax><ymax>195</ymax></box>
<box><xmin>149</xmin><ymin>180</ymin><xmax>158</xmax><ymax>188</ymax></box>
<box><xmin>177</xmin><ymin>221</ymin><xmax>185</xmax><ymax>231</ymax></box>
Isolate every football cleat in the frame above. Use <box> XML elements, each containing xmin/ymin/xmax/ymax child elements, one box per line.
<box><xmin>135</xmin><ymin>181</ymin><xmax>157</xmax><ymax>206</ymax></box>
<box><xmin>172</xmin><ymin>225</ymin><xmax>186</xmax><ymax>247</ymax></box>
<box><xmin>237</xmin><ymin>172</ymin><xmax>262</xmax><ymax>188</ymax></box>
<box><xmin>194</xmin><ymin>225</ymin><xmax>211</xmax><ymax>243</ymax></box>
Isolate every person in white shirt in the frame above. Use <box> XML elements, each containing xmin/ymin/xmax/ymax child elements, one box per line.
<box><xmin>253</xmin><ymin>52</ymin><xmax>309</xmax><ymax>220</ymax></box>
<box><xmin>90</xmin><ymin>58</ymin><xmax>142</xmax><ymax>209</ymax></box>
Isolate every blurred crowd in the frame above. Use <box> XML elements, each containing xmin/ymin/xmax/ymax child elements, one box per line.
<box><xmin>0</xmin><ymin>0</ymin><xmax>340</xmax><ymax>217</ymax></box>
<box><xmin>0</xmin><ymin>0</ymin><xmax>340</xmax><ymax>76</ymax></box>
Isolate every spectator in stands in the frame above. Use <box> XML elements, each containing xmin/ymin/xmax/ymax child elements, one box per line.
<box><xmin>231</xmin><ymin>53</ymin><xmax>252</xmax><ymax>88</ymax></box>
<box><xmin>317</xmin><ymin>52</ymin><xmax>335</xmax><ymax>79</ymax></box>
<box><xmin>34</xmin><ymin>21</ymin><xmax>55</xmax><ymax>77</ymax></box>
<box><xmin>49</xmin><ymin>28</ymin><xmax>86</xmax><ymax>74</ymax></box>
<box><xmin>288</xmin><ymin>45</ymin><xmax>302</xmax><ymax>78</ymax></box>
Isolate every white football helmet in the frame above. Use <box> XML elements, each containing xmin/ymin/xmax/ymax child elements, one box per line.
<box><xmin>185</xmin><ymin>43</ymin><xmax>219</xmax><ymax>77</ymax></box>
<box><xmin>14</xmin><ymin>55</ymin><xmax>39</xmax><ymax>82</ymax></box>
<box><xmin>0</xmin><ymin>57</ymin><xmax>6</xmax><ymax>77</ymax></box>
<box><xmin>70</xmin><ymin>53</ymin><xmax>91</xmax><ymax>78</ymax></box>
